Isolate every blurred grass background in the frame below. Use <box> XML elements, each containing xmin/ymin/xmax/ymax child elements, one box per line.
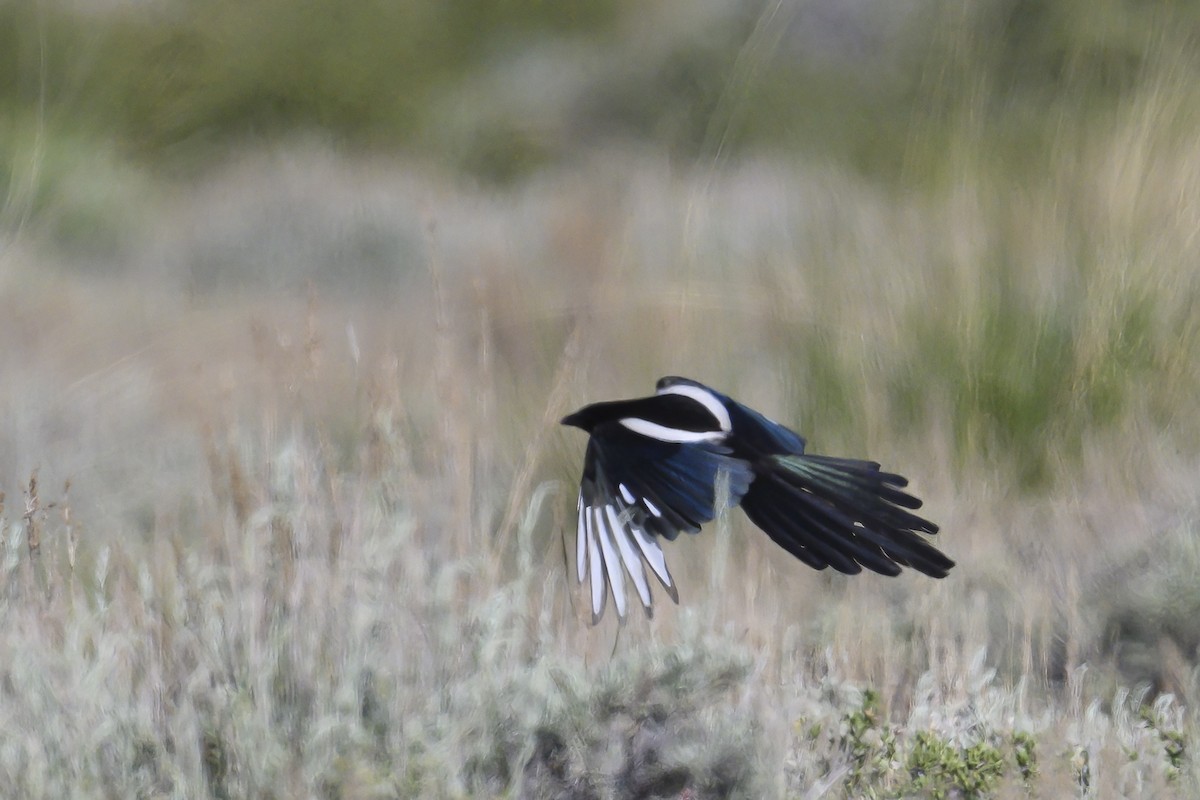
<box><xmin>4</xmin><ymin>0</ymin><xmax>1200</xmax><ymax>796</ymax></box>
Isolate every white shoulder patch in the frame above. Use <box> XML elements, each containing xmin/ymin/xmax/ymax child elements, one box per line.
<box><xmin>619</xmin><ymin>417</ymin><xmax>725</xmax><ymax>443</ymax></box>
<box><xmin>656</xmin><ymin>382</ymin><xmax>732</xmax><ymax>432</ymax></box>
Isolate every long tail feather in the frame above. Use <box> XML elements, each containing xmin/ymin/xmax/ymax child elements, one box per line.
<box><xmin>742</xmin><ymin>453</ymin><xmax>954</xmax><ymax>578</ymax></box>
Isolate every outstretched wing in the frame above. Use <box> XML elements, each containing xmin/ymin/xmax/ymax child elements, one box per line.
<box><xmin>574</xmin><ymin>426</ymin><xmax>753</xmax><ymax>622</ymax></box>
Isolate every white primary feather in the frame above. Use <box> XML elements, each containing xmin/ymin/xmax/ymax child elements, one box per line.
<box><xmin>629</xmin><ymin>523</ymin><xmax>673</xmax><ymax>592</ymax></box>
<box><xmin>586</xmin><ymin>506</ymin><xmax>605</xmax><ymax>619</ymax></box>
<box><xmin>593</xmin><ymin>506</ymin><xmax>627</xmax><ymax>619</ymax></box>
<box><xmin>643</xmin><ymin>497</ymin><xmax>662</xmax><ymax>518</ymax></box>
<box><xmin>576</xmin><ymin>494</ymin><xmax>587</xmax><ymax>582</ymax></box>
<box><xmin>606</xmin><ymin>505</ymin><xmax>652</xmax><ymax>612</ymax></box>
<box><xmin>618</xmin><ymin>483</ymin><xmax>636</xmax><ymax>504</ymax></box>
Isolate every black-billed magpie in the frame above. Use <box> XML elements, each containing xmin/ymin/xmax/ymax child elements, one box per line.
<box><xmin>561</xmin><ymin>376</ymin><xmax>954</xmax><ymax>622</ymax></box>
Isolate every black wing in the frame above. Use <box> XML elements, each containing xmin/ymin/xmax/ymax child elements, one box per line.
<box><xmin>574</xmin><ymin>425</ymin><xmax>753</xmax><ymax>622</ymax></box>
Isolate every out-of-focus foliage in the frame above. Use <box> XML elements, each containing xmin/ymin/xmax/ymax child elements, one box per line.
<box><xmin>986</xmin><ymin>0</ymin><xmax>1200</xmax><ymax>99</ymax></box>
<box><xmin>1</xmin><ymin>0</ymin><xmax>623</xmax><ymax>170</ymax></box>
<box><xmin>908</xmin><ymin>0</ymin><xmax>1200</xmax><ymax>179</ymax></box>
<box><xmin>4</xmin><ymin>0</ymin><xmax>1200</xmax><ymax>185</ymax></box>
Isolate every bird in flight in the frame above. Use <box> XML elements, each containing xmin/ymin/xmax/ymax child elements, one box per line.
<box><xmin>561</xmin><ymin>376</ymin><xmax>953</xmax><ymax>622</ymax></box>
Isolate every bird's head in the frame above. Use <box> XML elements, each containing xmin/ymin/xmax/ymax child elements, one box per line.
<box><xmin>561</xmin><ymin>405</ymin><xmax>600</xmax><ymax>432</ymax></box>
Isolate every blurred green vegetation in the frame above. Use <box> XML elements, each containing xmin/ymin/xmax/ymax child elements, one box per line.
<box><xmin>986</xmin><ymin>0</ymin><xmax>1200</xmax><ymax>98</ymax></box>
<box><xmin>3</xmin><ymin>0</ymin><xmax>1198</xmax><ymax>180</ymax></box>
<box><xmin>777</xmin><ymin>294</ymin><xmax>1167</xmax><ymax>489</ymax></box>
<box><xmin>1</xmin><ymin>0</ymin><xmax>623</xmax><ymax>174</ymax></box>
